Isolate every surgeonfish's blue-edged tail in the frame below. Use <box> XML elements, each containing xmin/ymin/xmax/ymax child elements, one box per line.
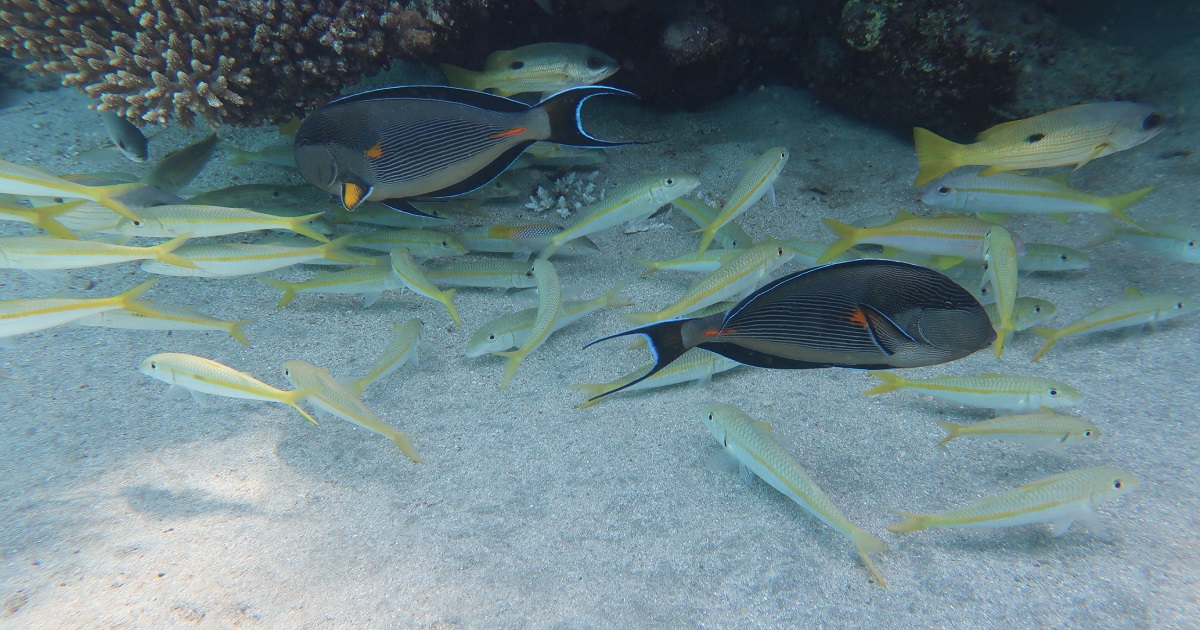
<box><xmin>582</xmin><ymin>318</ymin><xmax>695</xmax><ymax>400</ymax></box>
<box><xmin>538</xmin><ymin>86</ymin><xmax>644</xmax><ymax>149</ymax></box>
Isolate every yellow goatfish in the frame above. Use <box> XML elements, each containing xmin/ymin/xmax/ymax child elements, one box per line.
<box><xmin>497</xmin><ymin>258</ymin><xmax>561</xmax><ymax>389</ymax></box>
<box><xmin>0</xmin><ymin>233</ymin><xmax>194</xmax><ymax>271</ymax></box>
<box><xmin>77</xmin><ymin>300</ymin><xmax>253</xmax><ymax>346</ymax></box>
<box><xmin>921</xmin><ymin>172</ymin><xmax>1152</xmax><ymax>226</ymax></box>
<box><xmin>259</xmin><ymin>264</ymin><xmax>400</xmax><ymax>308</ymax></box>
<box><xmin>913</xmin><ymin>102</ymin><xmax>1166</xmax><ymax>185</ymax></box>
<box><xmin>440</xmin><ymin>42</ymin><xmax>620</xmax><ymax>96</ymax></box>
<box><xmin>865</xmin><ymin>371</ymin><xmax>1082</xmax><ymax>412</ymax></box>
<box><xmin>0</xmin><ymin>158</ymin><xmax>142</xmax><ymax>221</ymax></box>
<box><xmin>571</xmin><ymin>348</ymin><xmax>741</xmax><ymax>409</ymax></box>
<box><xmin>888</xmin><ymin>466</ymin><xmax>1139</xmax><ymax>537</ymax></box>
<box><xmin>425</xmin><ymin>259</ymin><xmax>537</xmax><ymax>289</ymax></box>
<box><xmin>282</xmin><ymin>360</ymin><xmax>420</xmax><ymax>462</ymax></box>
<box><xmin>936</xmin><ymin>409</ymin><xmax>1101</xmax><ymax>453</ymax></box>
<box><xmin>984</xmin><ymin>297</ymin><xmax>1057</xmax><ymax>332</ymax></box>
<box><xmin>819</xmin><ymin>211</ymin><xmax>1021</xmax><ymax>264</ymax></box>
<box><xmin>389</xmin><ymin>249</ymin><xmax>462</xmax><ymax>326</ymax></box>
<box><xmin>0</xmin><ymin>279</ymin><xmax>157</xmax><ymax>339</ymax></box>
<box><xmin>350</xmin><ymin>229</ymin><xmax>468</xmax><ymax>258</ymax></box>
<box><xmin>672</xmin><ymin>196</ymin><xmax>753</xmax><ymax>251</ymax></box>
<box><xmin>703</xmin><ymin>404</ymin><xmax>887</xmax><ymax>587</ymax></box>
<box><xmin>1031</xmin><ymin>290</ymin><xmax>1197</xmax><ymax>361</ymax></box>
<box><xmin>117</xmin><ymin>205</ymin><xmax>328</xmax><ymax>242</ymax></box>
<box><xmin>695</xmin><ymin>147</ymin><xmax>789</xmax><ymax>255</ymax></box>
<box><xmin>139</xmin><ymin>352</ymin><xmax>317</xmax><ymax>425</ymax></box>
<box><xmin>467</xmin><ymin>278</ymin><xmax>632</xmax><ymax>357</ymax></box>
<box><xmin>982</xmin><ymin>225</ymin><xmax>1018</xmax><ymax>357</ymax></box>
<box><xmin>141</xmin><ymin>235</ymin><xmax>365</xmax><ymax>277</ymax></box>
<box><xmin>350</xmin><ymin>318</ymin><xmax>424</xmax><ymax>396</ymax></box>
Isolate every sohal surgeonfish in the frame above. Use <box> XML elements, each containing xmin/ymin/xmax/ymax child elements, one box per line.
<box><xmin>584</xmin><ymin>259</ymin><xmax>995</xmax><ymax>401</ymax></box>
<box><xmin>294</xmin><ymin>85</ymin><xmax>637</xmax><ymax>217</ymax></box>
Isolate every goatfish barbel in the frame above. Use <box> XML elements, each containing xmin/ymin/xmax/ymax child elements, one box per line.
<box><xmin>584</xmin><ymin>259</ymin><xmax>994</xmax><ymax>401</ymax></box>
<box><xmin>294</xmin><ymin>84</ymin><xmax>638</xmax><ymax>217</ymax></box>
<box><xmin>0</xmin><ymin>158</ymin><xmax>142</xmax><ymax>221</ymax></box>
<box><xmin>913</xmin><ymin>102</ymin><xmax>1166</xmax><ymax>186</ymax></box>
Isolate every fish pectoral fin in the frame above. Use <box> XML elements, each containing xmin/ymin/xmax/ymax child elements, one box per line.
<box><xmin>1075</xmin><ymin>510</ymin><xmax>1108</xmax><ymax>539</ymax></box>
<box><xmin>1074</xmin><ymin>143</ymin><xmax>1112</xmax><ymax>170</ymax></box>
<box><xmin>1048</xmin><ymin>514</ymin><xmax>1078</xmax><ymax>537</ymax></box>
<box><xmin>738</xmin><ymin>463</ymin><xmax>756</xmax><ymax>486</ymax></box>
<box><xmin>361</xmin><ymin>291</ymin><xmax>383</xmax><ymax>308</ymax></box>
<box><xmin>706</xmin><ymin>448</ymin><xmax>741</xmax><ymax>474</ymax></box>
<box><xmin>164</xmin><ymin>384</ymin><xmax>190</xmax><ymax>401</ymax></box>
<box><xmin>341</xmin><ymin>182</ymin><xmax>373</xmax><ymax>211</ymax></box>
<box><xmin>859</xmin><ymin>304</ymin><xmax>917</xmax><ymax>355</ymax></box>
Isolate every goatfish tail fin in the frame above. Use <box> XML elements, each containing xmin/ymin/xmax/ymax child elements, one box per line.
<box><xmin>581</xmin><ymin>318</ymin><xmax>695</xmax><ymax>401</ymax></box>
<box><xmin>1029</xmin><ymin>327</ymin><xmax>1059</xmax><ymax>362</ymax></box>
<box><xmin>440</xmin><ymin>288</ymin><xmax>462</xmax><ymax>327</ymax></box>
<box><xmin>152</xmin><ymin>233</ymin><xmax>195</xmax><ymax>268</ymax></box>
<box><xmin>291</xmin><ymin>213</ymin><xmax>330</xmax><ymax>243</ymax></box>
<box><xmin>390</xmin><ymin>431</ymin><xmax>422</xmax><ymax>464</ymax></box>
<box><xmin>282</xmin><ymin>387</ymin><xmax>320</xmax><ymax>425</ymax></box>
<box><xmin>913</xmin><ymin>127</ymin><xmax>963</xmax><ymax>186</ymax></box>
<box><xmin>113</xmin><ymin>279</ymin><xmax>159</xmax><ymax>311</ymax></box>
<box><xmin>569</xmin><ymin>382</ymin><xmax>611</xmax><ymax>409</ymax></box>
<box><xmin>258</xmin><ymin>277</ymin><xmax>299</xmax><ymax>307</ymax></box>
<box><xmin>93</xmin><ymin>182</ymin><xmax>144</xmax><ymax>221</ymax></box>
<box><xmin>885</xmin><ymin>509</ymin><xmax>930</xmax><ymax>533</ymax></box>
<box><xmin>496</xmin><ymin>348</ymin><xmax>527</xmax><ymax>390</ymax></box>
<box><xmin>935</xmin><ymin>421</ymin><xmax>964</xmax><ymax>446</ymax></box>
<box><xmin>226</xmin><ymin>319</ymin><xmax>255</xmax><ymax>346</ymax></box>
<box><xmin>848</xmin><ymin>527</ymin><xmax>888</xmax><ymax>588</ymax></box>
<box><xmin>1104</xmin><ymin>186</ymin><xmax>1154</xmax><ymax>226</ymax></box>
<box><xmin>694</xmin><ymin>224</ymin><xmax>717</xmax><ymax>256</ymax></box>
<box><xmin>599</xmin><ymin>275</ymin><xmax>636</xmax><ymax>309</ymax></box>
<box><xmin>320</xmin><ymin>234</ymin><xmax>369</xmax><ymax>265</ymax></box>
<box><xmin>538</xmin><ymin>85</ymin><xmax>642</xmax><ymax>149</ymax></box>
<box><xmin>817</xmin><ymin>218</ymin><xmax>860</xmax><ymax>264</ymax></box>
<box><xmin>33</xmin><ymin>199</ymin><xmax>86</xmax><ymax>239</ymax></box>
<box><xmin>438</xmin><ymin>63</ymin><xmax>481</xmax><ymax>91</ymax></box>
<box><xmin>863</xmin><ymin>370</ymin><xmax>905</xmax><ymax>396</ymax></box>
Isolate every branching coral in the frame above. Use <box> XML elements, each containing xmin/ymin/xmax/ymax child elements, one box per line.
<box><xmin>0</xmin><ymin>0</ymin><xmax>478</xmax><ymax>127</ymax></box>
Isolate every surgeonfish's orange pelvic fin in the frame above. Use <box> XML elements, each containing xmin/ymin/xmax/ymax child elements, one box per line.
<box><xmin>341</xmin><ymin>182</ymin><xmax>372</xmax><ymax>212</ymax></box>
<box><xmin>913</xmin><ymin>127</ymin><xmax>963</xmax><ymax>186</ymax></box>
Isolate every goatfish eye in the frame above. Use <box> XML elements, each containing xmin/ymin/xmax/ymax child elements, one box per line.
<box><xmin>665</xmin><ymin>177</ymin><xmax>676</xmax><ymax>186</ymax></box>
<box><xmin>510</xmin><ymin>60</ymin><xmax>524</xmax><ymax>70</ymax></box>
<box><xmin>1114</xmin><ymin>479</ymin><xmax>1123</xmax><ymax>489</ymax></box>
<box><xmin>1177</xmin><ymin>302</ymin><xmax>1185</xmax><ymax>309</ymax></box>
<box><xmin>1085</xmin><ymin>430</ymin><xmax>1093</xmax><ymax>437</ymax></box>
<box><xmin>1049</xmin><ymin>388</ymin><xmax>1059</xmax><ymax>396</ymax></box>
<box><xmin>1143</xmin><ymin>112</ymin><xmax>1164</xmax><ymax>130</ymax></box>
<box><xmin>149</xmin><ymin>361</ymin><xmax>157</xmax><ymax>369</ymax></box>
<box><xmin>937</xmin><ymin>186</ymin><xmax>951</xmax><ymax>194</ymax></box>
<box><xmin>1060</xmin><ymin>254</ymin><xmax>1069</xmax><ymax>261</ymax></box>
<box><xmin>488</xmin><ymin>334</ymin><xmax>496</xmax><ymax>341</ymax></box>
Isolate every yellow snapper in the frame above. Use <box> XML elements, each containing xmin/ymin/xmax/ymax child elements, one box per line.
<box><xmin>77</xmin><ymin>300</ymin><xmax>253</xmax><ymax>346</ymax></box>
<box><xmin>921</xmin><ymin>172</ymin><xmax>1152</xmax><ymax>226</ymax></box>
<box><xmin>467</xmin><ymin>278</ymin><xmax>631</xmax><ymax>357</ymax></box>
<box><xmin>865</xmin><ymin>371</ymin><xmax>1083</xmax><ymax>412</ymax></box>
<box><xmin>571</xmin><ymin>348</ymin><xmax>741</xmax><ymax>409</ymax></box>
<box><xmin>0</xmin><ymin>279</ymin><xmax>157</xmax><ymax>339</ymax></box>
<box><xmin>497</xmin><ymin>258</ymin><xmax>561</xmax><ymax>389</ymax></box>
<box><xmin>350</xmin><ymin>318</ymin><xmax>424</xmax><ymax>396</ymax></box>
<box><xmin>0</xmin><ymin>158</ymin><xmax>142</xmax><ymax>221</ymax></box>
<box><xmin>440</xmin><ymin>43</ymin><xmax>620</xmax><ymax>96</ymax></box>
<box><xmin>703</xmin><ymin>404</ymin><xmax>887</xmax><ymax>587</ymax></box>
<box><xmin>1112</xmin><ymin>219</ymin><xmax>1200</xmax><ymax>265</ymax></box>
<box><xmin>259</xmin><ymin>264</ymin><xmax>401</xmax><ymax>308</ymax></box>
<box><xmin>389</xmin><ymin>249</ymin><xmax>462</xmax><ymax>326</ymax></box>
<box><xmin>0</xmin><ymin>233</ymin><xmax>194</xmax><ymax>270</ymax></box>
<box><xmin>981</xmin><ymin>225</ymin><xmax>1019</xmax><ymax>357</ymax></box>
<box><xmin>1031</xmin><ymin>290</ymin><xmax>1197</xmax><ymax>362</ymax></box>
<box><xmin>913</xmin><ymin>102</ymin><xmax>1166</xmax><ymax>186</ymax></box>
<box><xmin>936</xmin><ymin>409</ymin><xmax>1101</xmax><ymax>453</ymax></box>
<box><xmin>282</xmin><ymin>360</ymin><xmax>420</xmax><ymax>462</ymax></box>
<box><xmin>139</xmin><ymin>352</ymin><xmax>317</xmax><ymax>425</ymax></box>
<box><xmin>116</xmin><ymin>204</ymin><xmax>328</xmax><ymax>242</ymax></box>
<box><xmin>888</xmin><ymin>466</ymin><xmax>1139</xmax><ymax>537</ymax></box>
<box><xmin>141</xmin><ymin>235</ymin><xmax>366</xmax><ymax>278</ymax></box>
<box><xmin>819</xmin><ymin>211</ymin><xmax>1024</xmax><ymax>264</ymax></box>
<box><xmin>695</xmin><ymin>147</ymin><xmax>789</xmax><ymax>255</ymax></box>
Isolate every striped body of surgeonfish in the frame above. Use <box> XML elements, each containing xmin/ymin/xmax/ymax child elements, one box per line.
<box><xmin>294</xmin><ymin>84</ymin><xmax>638</xmax><ymax>218</ymax></box>
<box><xmin>583</xmin><ymin>259</ymin><xmax>995</xmax><ymax>401</ymax></box>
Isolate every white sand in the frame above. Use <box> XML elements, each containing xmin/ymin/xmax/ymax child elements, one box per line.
<box><xmin>1</xmin><ymin>53</ymin><xmax>1197</xmax><ymax>628</ymax></box>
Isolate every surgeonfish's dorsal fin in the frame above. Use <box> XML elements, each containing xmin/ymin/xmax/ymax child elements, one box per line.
<box><xmin>327</xmin><ymin>84</ymin><xmax>532</xmax><ymax>113</ymax></box>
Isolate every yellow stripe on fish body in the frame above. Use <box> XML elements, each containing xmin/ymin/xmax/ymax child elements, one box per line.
<box><xmin>703</xmin><ymin>404</ymin><xmax>887</xmax><ymax>587</ymax></box>
<box><xmin>350</xmin><ymin>318</ymin><xmax>424</xmax><ymax>396</ymax></box>
<box><xmin>541</xmin><ymin>173</ymin><xmax>700</xmax><ymax>258</ymax></box>
<box><xmin>282</xmin><ymin>360</ymin><xmax>420</xmax><ymax>462</ymax></box>
<box><xmin>1031</xmin><ymin>293</ymin><xmax>1197</xmax><ymax>362</ymax></box>
<box><xmin>142</xmin><ymin>235</ymin><xmax>365</xmax><ymax>277</ymax></box>
<box><xmin>0</xmin><ymin>198</ymin><xmax>83</xmax><ymax>239</ymax></box>
<box><xmin>982</xmin><ymin>225</ymin><xmax>1019</xmax><ymax>357</ymax></box>
<box><xmin>0</xmin><ymin>279</ymin><xmax>157</xmax><ymax>338</ymax></box>
<box><xmin>623</xmin><ymin>239</ymin><xmax>794</xmax><ymax>326</ymax></box>
<box><xmin>258</xmin><ymin>264</ymin><xmax>400</xmax><ymax>307</ymax></box>
<box><xmin>138</xmin><ymin>352</ymin><xmax>317</xmax><ymax>425</ymax></box>
<box><xmin>467</xmin><ymin>277</ymin><xmax>632</xmax><ymax>357</ymax></box>
<box><xmin>389</xmin><ymin>248</ymin><xmax>462</xmax><ymax>326</ymax></box>
<box><xmin>632</xmin><ymin>248</ymin><xmax>736</xmax><ymax>275</ymax></box>
<box><xmin>984</xmin><ymin>297</ymin><xmax>1057</xmax><ymax>332</ymax></box>
<box><xmin>0</xmin><ymin>158</ymin><xmax>142</xmax><ymax>221</ymax></box>
<box><xmin>671</xmin><ymin>196</ymin><xmax>753</xmax><ymax>250</ymax></box>
<box><xmin>921</xmin><ymin>172</ymin><xmax>1152</xmax><ymax>226</ymax></box>
<box><xmin>77</xmin><ymin>300</ymin><xmax>253</xmax><ymax>346</ymax></box>
<box><xmin>424</xmin><ymin>259</ymin><xmax>536</xmax><ymax>289</ymax></box>
<box><xmin>571</xmin><ymin>348</ymin><xmax>741</xmax><ymax>409</ymax></box>
<box><xmin>0</xmin><ymin>233</ymin><xmax>194</xmax><ymax>270</ymax></box>
<box><xmin>350</xmin><ymin>229</ymin><xmax>468</xmax><ymax>258</ymax></box>
<box><xmin>936</xmin><ymin>409</ymin><xmax>1101</xmax><ymax>452</ymax></box>
<box><xmin>497</xmin><ymin>258</ymin><xmax>561</xmax><ymax>389</ymax></box>
<box><xmin>888</xmin><ymin>466</ymin><xmax>1139</xmax><ymax>535</ymax></box>
<box><xmin>115</xmin><ymin>204</ymin><xmax>328</xmax><ymax>242</ymax></box>
<box><xmin>695</xmin><ymin>147</ymin><xmax>789</xmax><ymax>255</ymax></box>
<box><xmin>864</xmin><ymin>371</ymin><xmax>1082</xmax><ymax>412</ymax></box>
<box><xmin>818</xmin><ymin>212</ymin><xmax>1008</xmax><ymax>264</ymax></box>
<box><xmin>913</xmin><ymin>102</ymin><xmax>1166</xmax><ymax>185</ymax></box>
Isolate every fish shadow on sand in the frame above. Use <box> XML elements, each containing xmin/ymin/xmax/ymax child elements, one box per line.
<box><xmin>121</xmin><ymin>485</ymin><xmax>255</xmax><ymax>520</ymax></box>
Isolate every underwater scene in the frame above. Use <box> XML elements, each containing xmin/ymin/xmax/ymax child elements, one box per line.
<box><xmin>0</xmin><ymin>0</ymin><xmax>1196</xmax><ymax>627</ymax></box>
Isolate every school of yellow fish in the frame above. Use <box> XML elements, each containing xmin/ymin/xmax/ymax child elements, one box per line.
<box><xmin>1</xmin><ymin>43</ymin><xmax>1193</xmax><ymax>589</ymax></box>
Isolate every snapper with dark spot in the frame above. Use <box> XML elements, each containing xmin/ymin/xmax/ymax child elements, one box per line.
<box><xmin>294</xmin><ymin>85</ymin><xmax>636</xmax><ymax>217</ymax></box>
<box><xmin>584</xmin><ymin>259</ymin><xmax>995</xmax><ymax>401</ymax></box>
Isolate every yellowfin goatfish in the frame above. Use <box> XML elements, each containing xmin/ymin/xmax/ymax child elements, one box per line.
<box><xmin>467</xmin><ymin>279</ymin><xmax>632</xmax><ymax>357</ymax></box>
<box><xmin>703</xmin><ymin>404</ymin><xmax>887</xmax><ymax>587</ymax></box>
<box><xmin>1018</xmin><ymin>243</ymin><xmax>1090</xmax><ymax>273</ymax></box>
<box><xmin>1031</xmin><ymin>290</ymin><xmax>1197</xmax><ymax>362</ymax></box>
<box><xmin>1111</xmin><ymin>219</ymin><xmax>1200</xmax><ymax>265</ymax></box>
<box><xmin>695</xmin><ymin>147</ymin><xmax>789</xmax><ymax>255</ymax></box>
<box><xmin>141</xmin><ymin>132</ymin><xmax>219</xmax><ymax>193</ymax></box>
<box><xmin>571</xmin><ymin>348</ymin><xmax>741</xmax><ymax>409</ymax></box>
<box><xmin>0</xmin><ymin>233</ymin><xmax>194</xmax><ymax>271</ymax></box>
<box><xmin>116</xmin><ymin>205</ymin><xmax>328</xmax><ymax>242</ymax></box>
<box><xmin>888</xmin><ymin>466</ymin><xmax>1139</xmax><ymax>537</ymax></box>
<box><xmin>623</xmin><ymin>239</ymin><xmax>794</xmax><ymax>325</ymax></box>
<box><xmin>0</xmin><ymin>158</ymin><xmax>142</xmax><ymax>221</ymax></box>
<box><xmin>982</xmin><ymin>225</ymin><xmax>1018</xmax><ymax>357</ymax></box>
<box><xmin>259</xmin><ymin>264</ymin><xmax>400</xmax><ymax>308</ymax></box>
<box><xmin>936</xmin><ymin>409</ymin><xmax>1101</xmax><ymax>453</ymax></box>
<box><xmin>0</xmin><ymin>279</ymin><xmax>157</xmax><ymax>339</ymax></box>
<box><xmin>139</xmin><ymin>352</ymin><xmax>317</xmax><ymax>425</ymax></box>
<box><xmin>539</xmin><ymin>173</ymin><xmax>700</xmax><ymax>258</ymax></box>
<box><xmin>864</xmin><ymin>371</ymin><xmax>1082</xmax><ymax>412</ymax></box>
<box><xmin>350</xmin><ymin>229</ymin><xmax>468</xmax><ymax>258</ymax></box>
<box><xmin>440</xmin><ymin>42</ymin><xmax>620</xmax><ymax>96</ymax></box>
<box><xmin>282</xmin><ymin>360</ymin><xmax>420</xmax><ymax>462</ymax></box>
<box><xmin>389</xmin><ymin>249</ymin><xmax>462</xmax><ymax>326</ymax></box>
<box><xmin>350</xmin><ymin>318</ymin><xmax>424</xmax><ymax>396</ymax></box>
<box><xmin>632</xmin><ymin>248</ymin><xmax>736</xmax><ymax>275</ymax></box>
<box><xmin>141</xmin><ymin>235</ymin><xmax>365</xmax><ymax>278</ymax></box>
<box><xmin>586</xmin><ymin>260</ymin><xmax>994</xmax><ymax>401</ymax></box>
<box><xmin>77</xmin><ymin>300</ymin><xmax>253</xmax><ymax>346</ymax></box>
<box><xmin>921</xmin><ymin>172</ymin><xmax>1152</xmax><ymax>226</ymax></box>
<box><xmin>100</xmin><ymin>110</ymin><xmax>149</xmax><ymax>163</ymax></box>
<box><xmin>459</xmin><ymin>222</ymin><xmax>599</xmax><ymax>257</ymax></box>
<box><xmin>913</xmin><ymin>102</ymin><xmax>1166</xmax><ymax>186</ymax></box>
<box><xmin>984</xmin><ymin>297</ymin><xmax>1057</xmax><ymax>332</ymax></box>
<box><xmin>294</xmin><ymin>85</ymin><xmax>637</xmax><ymax>217</ymax></box>
<box><xmin>425</xmin><ymin>259</ymin><xmax>537</xmax><ymax>289</ymax></box>
<box><xmin>672</xmin><ymin>196</ymin><xmax>753</xmax><ymax>251</ymax></box>
<box><xmin>497</xmin><ymin>258</ymin><xmax>561</xmax><ymax>389</ymax></box>
<box><xmin>818</xmin><ymin>211</ymin><xmax>1024</xmax><ymax>264</ymax></box>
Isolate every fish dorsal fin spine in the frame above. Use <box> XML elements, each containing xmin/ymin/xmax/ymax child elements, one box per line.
<box><xmin>975</xmin><ymin>118</ymin><xmax>1028</xmax><ymax>141</ymax></box>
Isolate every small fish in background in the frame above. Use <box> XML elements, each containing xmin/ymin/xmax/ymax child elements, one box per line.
<box><xmin>936</xmin><ymin>409</ymin><xmax>1101</xmax><ymax>453</ymax></box>
<box><xmin>349</xmin><ymin>318</ymin><xmax>424</xmax><ymax>396</ymax></box>
<box><xmin>389</xmin><ymin>248</ymin><xmax>462</xmax><ymax>326</ymax></box>
<box><xmin>514</xmin><ymin>142</ymin><xmax>608</xmax><ymax>169</ymax></box>
<box><xmin>294</xmin><ymin>84</ymin><xmax>638</xmax><ymax>217</ymax></box>
<box><xmin>497</xmin><ymin>258</ymin><xmax>561</xmax><ymax>389</ymax></box>
<box><xmin>440</xmin><ymin>43</ymin><xmax>620</xmax><ymax>96</ymax></box>
<box><xmin>672</xmin><ymin>196</ymin><xmax>754</xmax><ymax>251</ymax></box>
<box><xmin>141</xmin><ymin>132</ymin><xmax>219</xmax><ymax>194</ymax></box>
<box><xmin>259</xmin><ymin>264</ymin><xmax>400</xmax><ymax>308</ymax></box>
<box><xmin>467</xmin><ymin>278</ymin><xmax>632</xmax><ymax>358</ymax></box>
<box><xmin>921</xmin><ymin>172</ymin><xmax>1153</xmax><ymax>226</ymax></box>
<box><xmin>0</xmin><ymin>279</ymin><xmax>158</xmax><ymax>339</ymax></box>
<box><xmin>1109</xmin><ymin>219</ymin><xmax>1200</xmax><ymax>265</ymax></box>
<box><xmin>981</xmin><ymin>224</ymin><xmax>1019</xmax><ymax>357</ymax></box>
<box><xmin>887</xmin><ymin>466</ymin><xmax>1139</xmax><ymax>537</ymax></box>
<box><xmin>99</xmin><ymin>110</ymin><xmax>149</xmax><ymax>163</ymax></box>
<box><xmin>224</xmin><ymin>142</ymin><xmax>296</xmax><ymax>168</ymax></box>
<box><xmin>282</xmin><ymin>360</ymin><xmax>420</xmax><ymax>462</ymax></box>
<box><xmin>76</xmin><ymin>300</ymin><xmax>254</xmax><ymax>346</ymax></box>
<box><xmin>1031</xmin><ymin>289</ymin><xmax>1198</xmax><ymax>362</ymax></box>
<box><xmin>139</xmin><ymin>352</ymin><xmax>318</xmax><ymax>425</ymax></box>
<box><xmin>585</xmin><ymin>259</ymin><xmax>994</xmax><ymax>401</ymax></box>
<box><xmin>632</xmin><ymin>248</ymin><xmax>735</xmax><ymax>275</ymax></box>
<box><xmin>186</xmin><ymin>183</ymin><xmax>314</xmax><ymax>208</ymax></box>
<box><xmin>0</xmin><ymin>158</ymin><xmax>143</xmax><ymax>221</ymax></box>
<box><xmin>702</xmin><ymin>404</ymin><xmax>887</xmax><ymax>587</ymax></box>
<box><xmin>864</xmin><ymin>371</ymin><xmax>1082</xmax><ymax>412</ymax></box>
<box><xmin>913</xmin><ymin>101</ymin><xmax>1166</xmax><ymax>186</ymax></box>
<box><xmin>694</xmin><ymin>147</ymin><xmax>789</xmax><ymax>255</ymax></box>
<box><xmin>350</xmin><ymin>229</ymin><xmax>468</xmax><ymax>259</ymax></box>
<box><xmin>818</xmin><ymin>210</ymin><xmax>1024</xmax><ymax>264</ymax></box>
<box><xmin>570</xmin><ymin>348</ymin><xmax>741</xmax><ymax>408</ymax></box>
<box><xmin>1017</xmin><ymin>243</ymin><xmax>1091</xmax><ymax>273</ymax></box>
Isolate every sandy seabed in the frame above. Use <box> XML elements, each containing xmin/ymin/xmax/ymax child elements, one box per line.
<box><xmin>1</xmin><ymin>44</ymin><xmax>1198</xmax><ymax>629</ymax></box>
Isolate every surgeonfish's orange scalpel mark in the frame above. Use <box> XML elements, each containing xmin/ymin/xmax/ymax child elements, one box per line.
<box><xmin>364</xmin><ymin>144</ymin><xmax>384</xmax><ymax>159</ymax></box>
<box><xmin>848</xmin><ymin>307</ymin><xmax>869</xmax><ymax>328</ymax></box>
<box><xmin>490</xmin><ymin>127</ymin><xmax>528</xmax><ymax>139</ymax></box>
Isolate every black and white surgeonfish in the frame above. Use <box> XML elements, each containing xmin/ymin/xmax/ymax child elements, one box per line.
<box><xmin>293</xmin><ymin>85</ymin><xmax>637</xmax><ymax>217</ymax></box>
<box><xmin>584</xmin><ymin>258</ymin><xmax>996</xmax><ymax>401</ymax></box>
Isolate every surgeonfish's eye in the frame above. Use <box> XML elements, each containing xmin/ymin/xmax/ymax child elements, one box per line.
<box><xmin>586</xmin><ymin>55</ymin><xmax>604</xmax><ymax>69</ymax></box>
<box><xmin>937</xmin><ymin>186</ymin><xmax>951</xmax><ymax>194</ymax></box>
<box><xmin>1114</xmin><ymin>479</ymin><xmax>1123</xmax><ymax>489</ymax></box>
<box><xmin>1143</xmin><ymin>113</ymin><xmax>1164</xmax><ymax>130</ymax></box>
<box><xmin>1049</xmin><ymin>388</ymin><xmax>1059</xmax><ymax>396</ymax></box>
<box><xmin>510</xmin><ymin>60</ymin><xmax>525</xmax><ymax>70</ymax></box>
<box><xmin>943</xmin><ymin>300</ymin><xmax>953</xmax><ymax>309</ymax></box>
